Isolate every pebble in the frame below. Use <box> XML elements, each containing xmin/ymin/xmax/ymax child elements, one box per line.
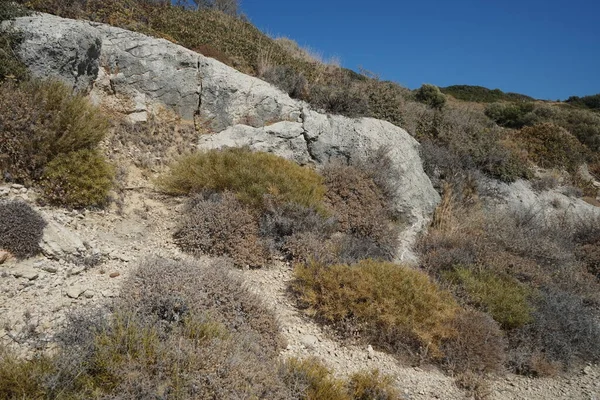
<box><xmin>109</xmin><ymin>271</ymin><xmax>120</xmax><ymax>278</ymax></box>
<box><xmin>41</xmin><ymin>265</ymin><xmax>58</xmax><ymax>274</ymax></box>
<box><xmin>66</xmin><ymin>285</ymin><xmax>84</xmax><ymax>299</ymax></box>
<box><xmin>11</xmin><ymin>266</ymin><xmax>39</xmax><ymax>280</ymax></box>
<box><xmin>300</xmin><ymin>334</ymin><xmax>319</xmax><ymax>349</ymax></box>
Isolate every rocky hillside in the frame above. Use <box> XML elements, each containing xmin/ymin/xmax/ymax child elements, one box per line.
<box><xmin>1</xmin><ymin>2</ymin><xmax>600</xmax><ymax>400</ymax></box>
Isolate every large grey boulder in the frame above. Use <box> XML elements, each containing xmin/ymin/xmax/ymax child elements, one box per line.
<box><xmin>480</xmin><ymin>178</ymin><xmax>600</xmax><ymax>222</ymax></box>
<box><xmin>5</xmin><ymin>13</ymin><xmax>302</xmax><ymax>126</ymax></box>
<box><xmin>40</xmin><ymin>220</ymin><xmax>86</xmax><ymax>260</ymax></box>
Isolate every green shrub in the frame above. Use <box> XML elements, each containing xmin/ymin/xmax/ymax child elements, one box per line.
<box><xmin>292</xmin><ymin>259</ymin><xmax>458</xmax><ymax>357</ymax></box>
<box><xmin>40</xmin><ymin>149</ymin><xmax>114</xmax><ymax>208</ymax></box>
<box><xmin>347</xmin><ymin>369</ymin><xmax>401</xmax><ymax>400</ymax></box>
<box><xmin>448</xmin><ymin>267</ymin><xmax>532</xmax><ymax>329</ymax></box>
<box><xmin>279</xmin><ymin>357</ymin><xmax>348</xmax><ymax>400</ymax></box>
<box><xmin>484</xmin><ymin>102</ymin><xmax>538</xmax><ymax>128</ymax></box>
<box><xmin>414</xmin><ymin>84</ymin><xmax>446</xmax><ymax>109</ymax></box>
<box><xmin>566</xmin><ymin>93</ymin><xmax>600</xmax><ymax>110</ymax></box>
<box><xmin>441</xmin><ymin>85</ymin><xmax>534</xmax><ymax>103</ymax></box>
<box><xmin>174</xmin><ymin>192</ymin><xmax>269</xmax><ymax>268</ymax></box>
<box><xmin>0</xmin><ymin>200</ymin><xmax>46</xmax><ymax>259</ymax></box>
<box><xmin>158</xmin><ymin>148</ymin><xmax>326</xmax><ymax>210</ymax></box>
<box><xmin>516</xmin><ymin>123</ymin><xmax>587</xmax><ymax>171</ymax></box>
<box><xmin>0</xmin><ymin>346</ymin><xmax>54</xmax><ymax>400</ymax></box>
<box><xmin>0</xmin><ymin>80</ymin><xmax>109</xmax><ymax>184</ymax></box>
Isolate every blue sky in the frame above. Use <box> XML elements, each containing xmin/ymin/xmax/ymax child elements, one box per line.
<box><xmin>240</xmin><ymin>0</ymin><xmax>600</xmax><ymax>100</ymax></box>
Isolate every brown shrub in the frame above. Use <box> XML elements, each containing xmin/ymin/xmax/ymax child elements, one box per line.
<box><xmin>194</xmin><ymin>43</ymin><xmax>234</xmax><ymax>66</ymax></box>
<box><xmin>347</xmin><ymin>369</ymin><xmax>402</xmax><ymax>400</ymax></box>
<box><xmin>292</xmin><ymin>259</ymin><xmax>459</xmax><ymax>358</ymax></box>
<box><xmin>0</xmin><ymin>200</ymin><xmax>46</xmax><ymax>259</ymax></box>
<box><xmin>174</xmin><ymin>192</ymin><xmax>269</xmax><ymax>268</ymax></box>
<box><xmin>323</xmin><ymin>163</ymin><xmax>399</xmax><ymax>261</ymax></box>
<box><xmin>442</xmin><ymin>309</ymin><xmax>507</xmax><ymax>374</ymax></box>
<box><xmin>516</xmin><ymin>123</ymin><xmax>588</xmax><ymax>171</ymax></box>
<box><xmin>279</xmin><ymin>357</ymin><xmax>348</xmax><ymax>400</ymax></box>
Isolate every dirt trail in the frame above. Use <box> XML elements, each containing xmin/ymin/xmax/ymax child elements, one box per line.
<box><xmin>1</xmin><ymin>181</ymin><xmax>599</xmax><ymax>400</ymax></box>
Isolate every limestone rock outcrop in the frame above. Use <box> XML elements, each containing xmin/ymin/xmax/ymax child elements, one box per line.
<box><xmin>5</xmin><ymin>12</ymin><xmax>441</xmax><ymax>260</ymax></box>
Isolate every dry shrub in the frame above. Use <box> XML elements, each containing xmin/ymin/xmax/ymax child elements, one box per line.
<box><xmin>260</xmin><ymin>199</ymin><xmax>336</xmax><ymax>255</ymax></box>
<box><xmin>110</xmin><ymin>116</ymin><xmax>198</xmax><ymax>170</ymax></box>
<box><xmin>509</xmin><ymin>288</ymin><xmax>600</xmax><ymax>374</ymax></box>
<box><xmin>194</xmin><ymin>43</ymin><xmax>234</xmax><ymax>66</ymax></box>
<box><xmin>292</xmin><ymin>259</ymin><xmax>458</xmax><ymax>358</ymax></box>
<box><xmin>347</xmin><ymin>369</ymin><xmax>402</xmax><ymax>400</ymax></box>
<box><xmin>279</xmin><ymin>357</ymin><xmax>348</xmax><ymax>400</ymax></box>
<box><xmin>454</xmin><ymin>371</ymin><xmax>492</xmax><ymax>400</ymax></box>
<box><xmin>0</xmin><ymin>80</ymin><xmax>108</xmax><ymax>184</ymax></box>
<box><xmin>0</xmin><ymin>200</ymin><xmax>46</xmax><ymax>259</ymax></box>
<box><xmin>158</xmin><ymin>148</ymin><xmax>326</xmax><ymax>211</ymax></box>
<box><xmin>307</xmin><ymin>79</ymin><xmax>369</xmax><ymax>117</ymax></box>
<box><xmin>516</xmin><ymin>123</ymin><xmax>588</xmax><ymax>171</ymax></box>
<box><xmin>323</xmin><ymin>163</ymin><xmax>399</xmax><ymax>261</ymax></box>
<box><xmin>260</xmin><ymin>64</ymin><xmax>307</xmax><ymax>99</ymax></box>
<box><xmin>442</xmin><ymin>309</ymin><xmax>507</xmax><ymax>374</ymax></box>
<box><xmin>40</xmin><ymin>149</ymin><xmax>114</xmax><ymax>209</ymax></box>
<box><xmin>174</xmin><ymin>192</ymin><xmax>269</xmax><ymax>268</ymax></box>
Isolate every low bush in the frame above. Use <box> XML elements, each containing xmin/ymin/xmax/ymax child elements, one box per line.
<box><xmin>174</xmin><ymin>192</ymin><xmax>269</xmax><ymax>268</ymax></box>
<box><xmin>447</xmin><ymin>267</ymin><xmax>532</xmax><ymax>329</ymax></box>
<box><xmin>308</xmin><ymin>81</ymin><xmax>369</xmax><ymax>117</ymax></box>
<box><xmin>279</xmin><ymin>357</ymin><xmax>401</xmax><ymax>400</ymax></box>
<box><xmin>323</xmin><ymin>163</ymin><xmax>399</xmax><ymax>261</ymax></box>
<box><xmin>279</xmin><ymin>357</ymin><xmax>348</xmax><ymax>400</ymax></box>
<box><xmin>442</xmin><ymin>309</ymin><xmax>507</xmax><ymax>374</ymax></box>
<box><xmin>347</xmin><ymin>369</ymin><xmax>401</xmax><ymax>400</ymax></box>
<box><xmin>414</xmin><ymin>84</ymin><xmax>446</xmax><ymax>109</ymax></box>
<box><xmin>292</xmin><ymin>259</ymin><xmax>458</xmax><ymax>357</ymax></box>
<box><xmin>260</xmin><ymin>64</ymin><xmax>307</xmax><ymax>99</ymax></box>
<box><xmin>40</xmin><ymin>149</ymin><xmax>114</xmax><ymax>208</ymax></box>
<box><xmin>509</xmin><ymin>288</ymin><xmax>600</xmax><ymax>373</ymax></box>
<box><xmin>515</xmin><ymin>123</ymin><xmax>587</xmax><ymax>171</ymax></box>
<box><xmin>0</xmin><ymin>200</ymin><xmax>46</xmax><ymax>259</ymax></box>
<box><xmin>0</xmin><ymin>80</ymin><xmax>109</xmax><ymax>184</ymax></box>
<box><xmin>0</xmin><ymin>346</ymin><xmax>54</xmax><ymax>400</ymax></box>
<box><xmin>158</xmin><ymin>148</ymin><xmax>326</xmax><ymax>211</ymax></box>
<box><xmin>260</xmin><ymin>199</ymin><xmax>336</xmax><ymax>255</ymax></box>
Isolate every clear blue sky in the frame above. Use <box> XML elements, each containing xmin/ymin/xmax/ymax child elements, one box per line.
<box><xmin>240</xmin><ymin>0</ymin><xmax>599</xmax><ymax>100</ymax></box>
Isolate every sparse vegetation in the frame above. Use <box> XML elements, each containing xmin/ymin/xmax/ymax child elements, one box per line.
<box><xmin>292</xmin><ymin>259</ymin><xmax>459</xmax><ymax>358</ymax></box>
<box><xmin>279</xmin><ymin>357</ymin><xmax>402</xmax><ymax>400</ymax></box>
<box><xmin>0</xmin><ymin>200</ymin><xmax>46</xmax><ymax>259</ymax></box>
